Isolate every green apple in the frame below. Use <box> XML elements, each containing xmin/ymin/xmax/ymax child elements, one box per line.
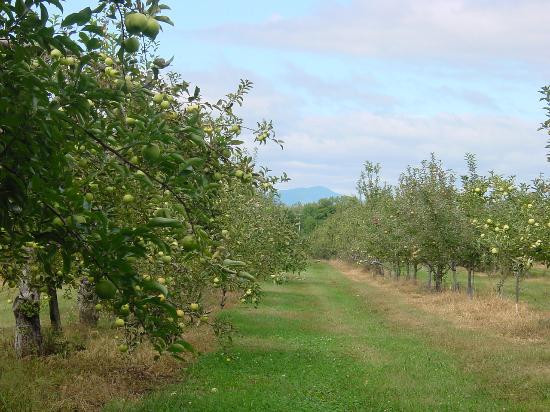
<box><xmin>52</xmin><ymin>217</ymin><xmax>64</xmax><ymax>226</ymax></box>
<box><xmin>153</xmin><ymin>93</ymin><xmax>164</xmax><ymax>104</ymax></box>
<box><xmin>190</xmin><ymin>303</ymin><xmax>199</xmax><ymax>311</ymax></box>
<box><xmin>160</xmin><ymin>100</ymin><xmax>170</xmax><ymax>109</ymax></box>
<box><xmin>125</xmin><ymin>13</ymin><xmax>148</xmax><ymax>35</ymax></box>
<box><xmin>95</xmin><ymin>279</ymin><xmax>117</xmax><ymax>299</ymax></box>
<box><xmin>123</xmin><ymin>37</ymin><xmax>140</xmax><ymax>53</ymax></box>
<box><xmin>94</xmin><ymin>303</ymin><xmax>103</xmax><ymax>311</ymax></box>
<box><xmin>122</xmin><ymin>194</ymin><xmax>134</xmax><ymax>203</ymax></box>
<box><xmin>176</xmin><ymin>309</ymin><xmax>185</xmax><ymax>318</ymax></box>
<box><xmin>62</xmin><ymin>56</ymin><xmax>75</xmax><ymax>66</ymax></box>
<box><xmin>186</xmin><ymin>104</ymin><xmax>199</xmax><ymax>113</ymax></box>
<box><xmin>50</xmin><ymin>48</ymin><xmax>62</xmax><ymax>59</ymax></box>
<box><xmin>181</xmin><ymin>234</ymin><xmax>198</xmax><ymax>251</ymax></box>
<box><xmin>85</xmin><ymin>193</ymin><xmax>93</xmax><ymax>202</ymax></box>
<box><xmin>142</xmin><ymin>143</ymin><xmax>161</xmax><ymax>162</ymax></box>
<box><xmin>72</xmin><ymin>214</ymin><xmax>86</xmax><ymax>224</ymax></box>
<box><xmin>118</xmin><ymin>343</ymin><xmax>129</xmax><ymax>353</ymax></box>
<box><xmin>114</xmin><ymin>318</ymin><xmax>125</xmax><ymax>327</ymax></box>
<box><xmin>157</xmin><ymin>277</ymin><xmax>166</xmax><ymax>284</ymax></box>
<box><xmin>120</xmin><ymin>304</ymin><xmax>130</xmax><ymax>315</ymax></box>
<box><xmin>106</xmin><ymin>67</ymin><xmax>119</xmax><ymax>78</ymax></box>
<box><xmin>142</xmin><ymin>17</ymin><xmax>160</xmax><ymax>39</ymax></box>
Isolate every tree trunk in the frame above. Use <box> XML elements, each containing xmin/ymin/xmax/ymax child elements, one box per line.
<box><xmin>451</xmin><ymin>263</ymin><xmax>458</xmax><ymax>291</ymax></box>
<box><xmin>13</xmin><ymin>278</ymin><xmax>42</xmax><ymax>358</ymax></box>
<box><xmin>48</xmin><ymin>286</ymin><xmax>62</xmax><ymax>331</ymax></box>
<box><xmin>406</xmin><ymin>263</ymin><xmax>410</xmax><ymax>280</ymax></box>
<box><xmin>427</xmin><ymin>267</ymin><xmax>432</xmax><ymax>289</ymax></box>
<box><xmin>434</xmin><ymin>268</ymin><xmax>443</xmax><ymax>292</ymax></box>
<box><xmin>467</xmin><ymin>268</ymin><xmax>473</xmax><ymax>299</ymax></box>
<box><xmin>413</xmin><ymin>263</ymin><xmax>418</xmax><ymax>282</ymax></box>
<box><xmin>395</xmin><ymin>263</ymin><xmax>401</xmax><ymax>280</ymax></box>
<box><xmin>514</xmin><ymin>269</ymin><xmax>522</xmax><ymax>314</ymax></box>
<box><xmin>78</xmin><ymin>278</ymin><xmax>99</xmax><ymax>326</ymax></box>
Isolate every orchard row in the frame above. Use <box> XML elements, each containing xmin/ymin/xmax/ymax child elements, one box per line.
<box><xmin>309</xmin><ymin>155</ymin><xmax>549</xmax><ymax>301</ymax></box>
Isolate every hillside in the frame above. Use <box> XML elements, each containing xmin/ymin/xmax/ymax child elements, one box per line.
<box><xmin>278</xmin><ymin>186</ymin><xmax>340</xmax><ymax>205</ymax></box>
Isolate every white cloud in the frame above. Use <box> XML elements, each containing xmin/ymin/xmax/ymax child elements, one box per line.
<box><xmin>258</xmin><ymin>110</ymin><xmax>547</xmax><ymax>193</ymax></box>
<box><xmin>197</xmin><ymin>0</ymin><xmax>550</xmax><ymax>69</ymax></box>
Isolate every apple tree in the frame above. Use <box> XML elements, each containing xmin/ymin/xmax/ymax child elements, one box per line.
<box><xmin>0</xmin><ymin>0</ymin><xmax>288</xmax><ymax>357</ymax></box>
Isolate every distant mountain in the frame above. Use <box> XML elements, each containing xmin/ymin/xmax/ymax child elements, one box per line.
<box><xmin>278</xmin><ymin>186</ymin><xmax>340</xmax><ymax>205</ymax></box>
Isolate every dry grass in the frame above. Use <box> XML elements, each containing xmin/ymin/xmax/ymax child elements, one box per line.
<box><xmin>0</xmin><ymin>326</ymin><xmax>185</xmax><ymax>412</ymax></box>
<box><xmin>0</xmin><ymin>290</ymin><xmax>239</xmax><ymax>412</ymax></box>
<box><xmin>329</xmin><ymin>260</ymin><xmax>550</xmax><ymax>342</ymax></box>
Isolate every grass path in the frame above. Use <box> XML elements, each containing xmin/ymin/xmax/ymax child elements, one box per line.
<box><xmin>107</xmin><ymin>262</ymin><xmax>549</xmax><ymax>411</ymax></box>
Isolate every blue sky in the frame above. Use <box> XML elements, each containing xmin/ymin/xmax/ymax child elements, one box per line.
<box><xmin>65</xmin><ymin>0</ymin><xmax>549</xmax><ymax>194</ymax></box>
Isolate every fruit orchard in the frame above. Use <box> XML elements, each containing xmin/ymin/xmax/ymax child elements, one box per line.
<box><xmin>309</xmin><ymin>154</ymin><xmax>550</xmax><ymax>304</ymax></box>
<box><xmin>0</xmin><ymin>0</ymin><xmax>305</xmax><ymax>359</ymax></box>
<box><xmin>1</xmin><ymin>1</ymin><xmax>550</xmax><ymax>410</ymax></box>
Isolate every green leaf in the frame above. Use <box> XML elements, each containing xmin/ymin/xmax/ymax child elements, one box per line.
<box><xmin>61</xmin><ymin>7</ymin><xmax>92</xmax><ymax>27</ymax></box>
<box><xmin>170</xmin><ymin>153</ymin><xmax>186</xmax><ymax>163</ymax></box>
<box><xmin>92</xmin><ymin>3</ymin><xmax>107</xmax><ymax>13</ymax></box>
<box><xmin>168</xmin><ymin>339</ymin><xmax>195</xmax><ymax>354</ymax></box>
<box><xmin>46</xmin><ymin>0</ymin><xmax>63</xmax><ymax>12</ymax></box>
<box><xmin>223</xmin><ymin>259</ymin><xmax>246</xmax><ymax>267</ymax></box>
<box><xmin>82</xmin><ymin>24</ymin><xmax>104</xmax><ymax>36</ymax></box>
<box><xmin>237</xmin><ymin>271</ymin><xmax>256</xmax><ymax>281</ymax></box>
<box><xmin>39</xmin><ymin>4</ymin><xmax>49</xmax><ymax>25</ymax></box>
<box><xmin>147</xmin><ymin>217</ymin><xmax>183</xmax><ymax>228</ymax></box>
<box><xmin>154</xmin><ymin>15</ymin><xmax>174</xmax><ymax>26</ymax></box>
<box><xmin>14</xmin><ymin>0</ymin><xmax>26</xmax><ymax>16</ymax></box>
<box><xmin>142</xmin><ymin>280</ymin><xmax>168</xmax><ymax>297</ymax></box>
<box><xmin>85</xmin><ymin>38</ymin><xmax>102</xmax><ymax>50</ymax></box>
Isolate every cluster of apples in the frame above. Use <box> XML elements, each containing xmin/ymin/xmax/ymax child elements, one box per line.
<box><xmin>153</xmin><ymin>92</ymin><xmax>173</xmax><ymax>110</ymax></box>
<box><xmin>125</xmin><ymin>12</ymin><xmax>160</xmax><ymax>43</ymax></box>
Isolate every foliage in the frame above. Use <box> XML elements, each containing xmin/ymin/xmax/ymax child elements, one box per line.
<box><xmin>0</xmin><ymin>0</ymin><xmax>303</xmax><ymax>356</ymax></box>
<box><xmin>309</xmin><ymin>154</ymin><xmax>550</xmax><ymax>297</ymax></box>
<box><xmin>289</xmin><ymin>196</ymin><xmax>356</xmax><ymax>236</ymax></box>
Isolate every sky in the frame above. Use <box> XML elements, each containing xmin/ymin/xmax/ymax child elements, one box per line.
<box><xmin>65</xmin><ymin>0</ymin><xmax>549</xmax><ymax>194</ymax></box>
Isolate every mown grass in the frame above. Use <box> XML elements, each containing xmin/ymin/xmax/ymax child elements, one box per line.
<box><xmin>108</xmin><ymin>262</ymin><xmax>550</xmax><ymax>411</ymax></box>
